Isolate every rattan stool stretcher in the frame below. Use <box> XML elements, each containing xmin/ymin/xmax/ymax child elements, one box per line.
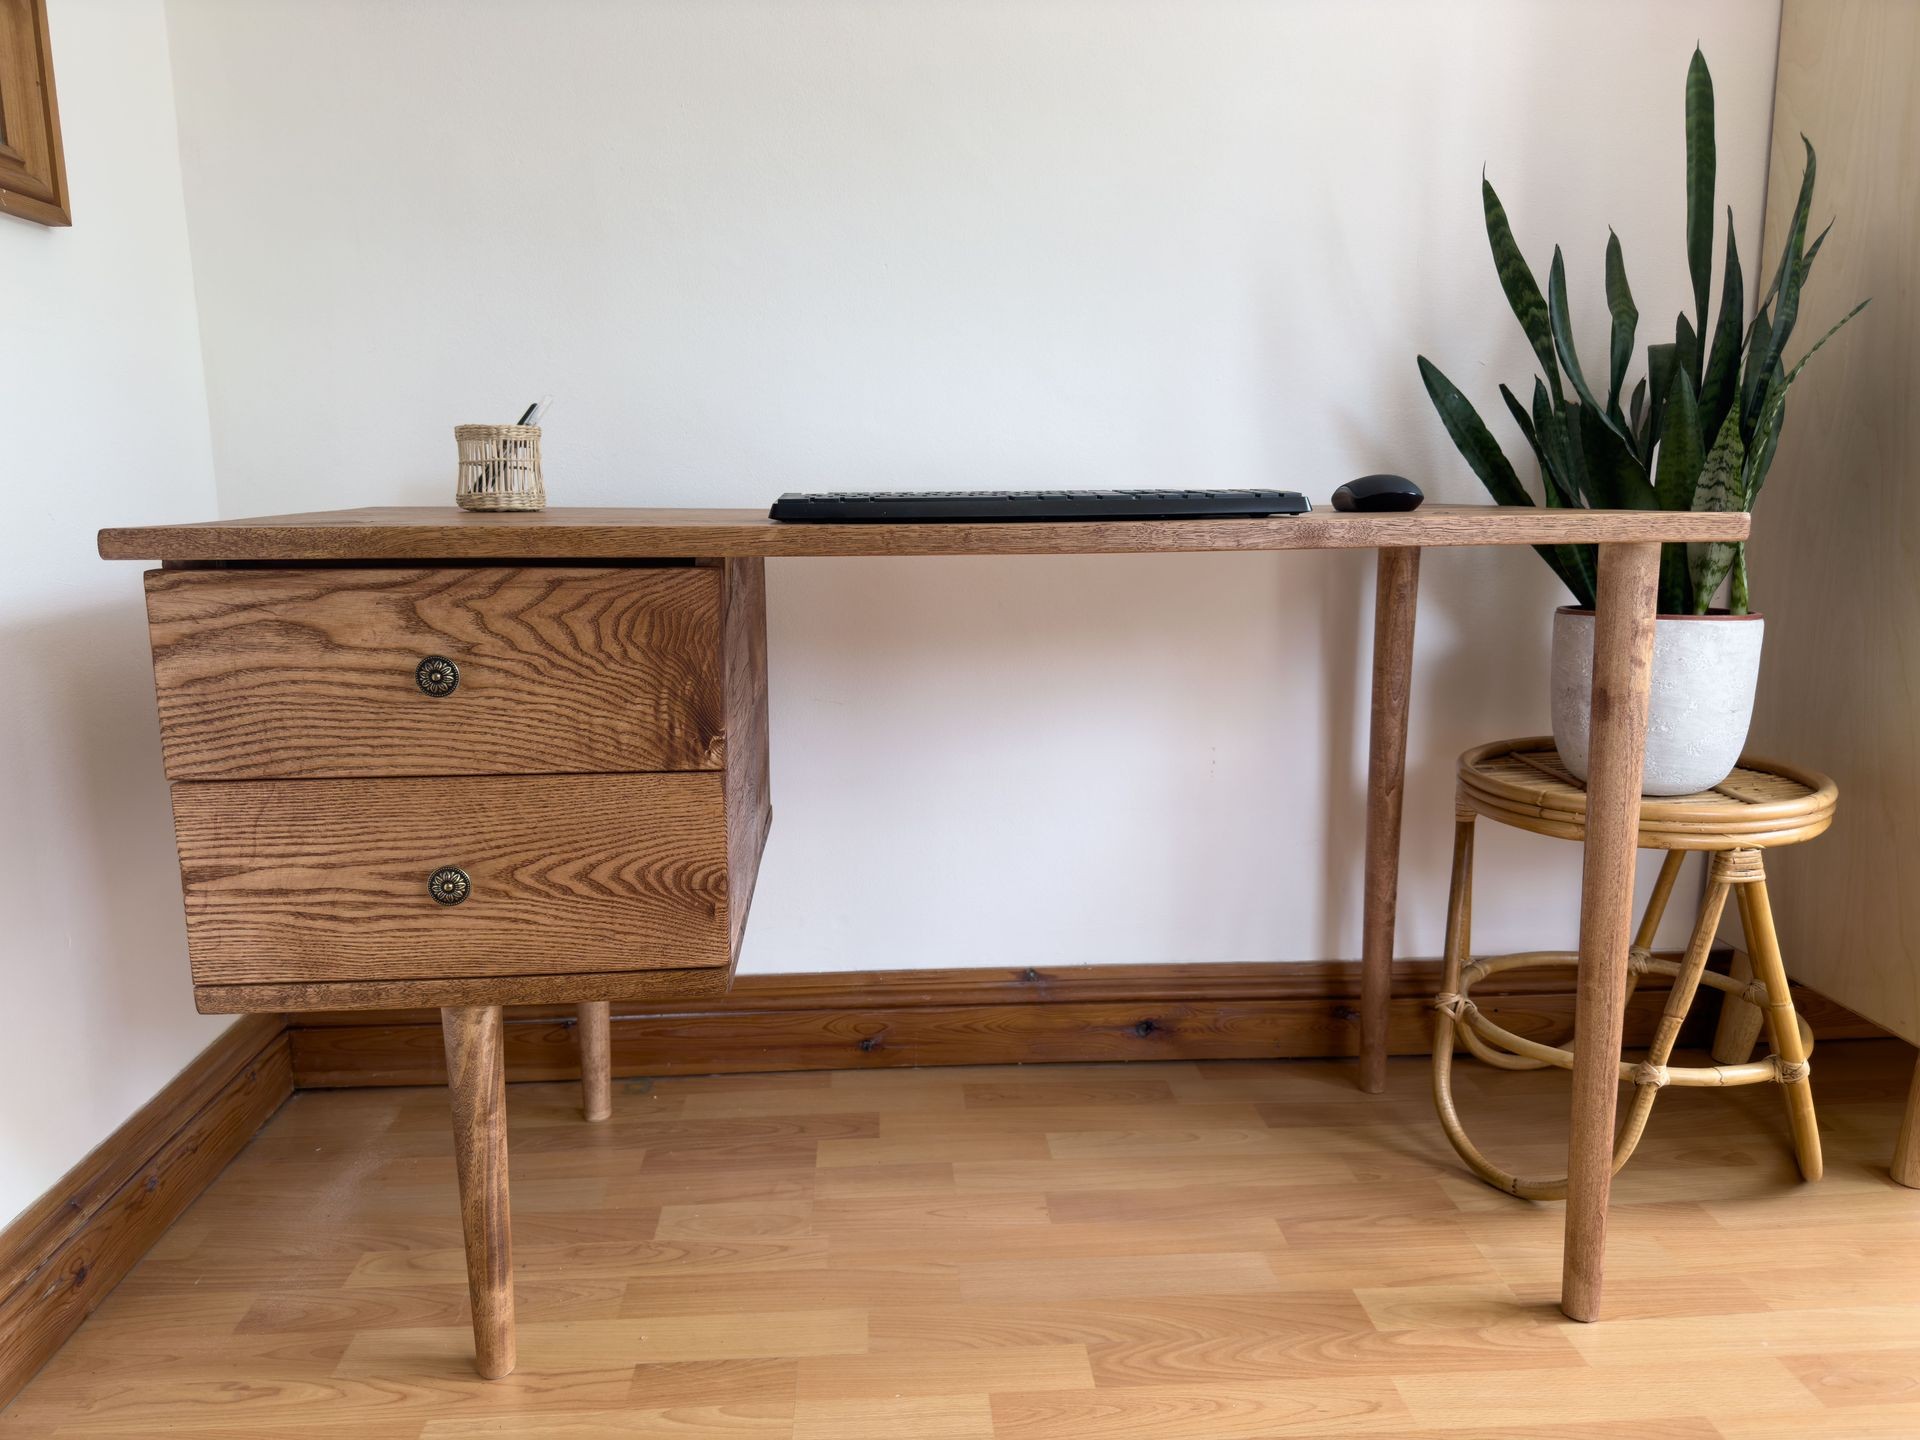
<box><xmin>1433</xmin><ymin>738</ymin><xmax>1838</xmax><ymax>1200</ymax></box>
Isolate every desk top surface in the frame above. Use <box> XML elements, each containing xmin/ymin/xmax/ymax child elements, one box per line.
<box><xmin>100</xmin><ymin>504</ymin><xmax>1750</xmax><ymax>563</ymax></box>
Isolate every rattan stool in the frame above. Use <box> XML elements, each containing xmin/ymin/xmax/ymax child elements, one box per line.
<box><xmin>1432</xmin><ymin>737</ymin><xmax>1838</xmax><ymax>1200</ymax></box>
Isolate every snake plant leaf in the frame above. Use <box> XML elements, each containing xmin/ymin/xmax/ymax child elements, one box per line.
<box><xmin>1697</xmin><ymin>208</ymin><xmax>1745</xmax><ymax>452</ymax></box>
<box><xmin>1652</xmin><ymin>371</ymin><xmax>1705</xmax><ymax>613</ymax></box>
<box><xmin>1527</xmin><ymin>395</ymin><xmax>1597</xmax><ymax>602</ymax></box>
<box><xmin>1543</xmin><ymin>513</ymin><xmax>1599</xmax><ymax>609</ymax></box>
<box><xmin>1744</xmin><ymin>141</ymin><xmax>1820</xmax><ymax>443</ymax></box>
<box><xmin>1745</xmin><ymin>297</ymin><xmax>1870</xmax><ymax>506</ymax></box>
<box><xmin>1739</xmin><ymin>305</ymin><xmax>1774</xmax><ymax>433</ymax></box>
<box><xmin>1603</xmin><ymin>230</ymin><xmax>1639</xmax><ymax>418</ymax></box>
<box><xmin>1685</xmin><ymin>46</ymin><xmax>1716</xmax><ymax>383</ymax></box>
<box><xmin>1746</xmin><ymin>387</ymin><xmax>1785</xmax><ymax>513</ymax></box>
<box><xmin>1500</xmin><ymin>382</ymin><xmax>1542</xmax><ymax>457</ymax></box>
<box><xmin>1658</xmin><ymin>541</ymin><xmax>1695</xmax><ymax>617</ymax></box>
<box><xmin>1629</xmin><ymin>377</ymin><xmax>1647</xmax><ymax>434</ymax></box>
<box><xmin>1571</xmin><ymin>401</ymin><xmax>1656</xmax><ymax>511</ymax></box>
<box><xmin>1417</xmin><ymin>356</ymin><xmax>1532</xmax><ymax>508</ymax></box>
<box><xmin>1689</xmin><ymin>405</ymin><xmax>1747</xmax><ymax>609</ymax></box>
<box><xmin>1654</xmin><ymin>369</ymin><xmax>1705</xmax><ymax>511</ymax></box>
<box><xmin>1419</xmin><ymin>358</ymin><xmax>1590</xmax><ymax>602</ymax></box>
<box><xmin>1547</xmin><ymin>248</ymin><xmax>1633</xmax><ymax>446</ymax></box>
<box><xmin>1569</xmin><ymin>405</ymin><xmax>1668</xmax><ymax>609</ymax></box>
<box><xmin>1675</xmin><ymin>313</ymin><xmax>1700</xmax><ymax>400</ymax></box>
<box><xmin>1483</xmin><ymin>177</ymin><xmax>1562</xmax><ymax>402</ymax></box>
<box><xmin>1526</xmin><ymin>379</ymin><xmax>1580</xmax><ymax>508</ymax></box>
<box><xmin>1753</xmin><ymin>137</ymin><xmax>1817</xmax><ymax>323</ymax></box>
<box><xmin>1514</xmin><ymin>389</ymin><xmax>1598</xmax><ymax>601</ymax></box>
<box><xmin>1531</xmin><ymin>378</ymin><xmax>1587</xmax><ymax>508</ymax></box>
<box><xmin>1557</xmin><ymin>544</ymin><xmax>1599</xmax><ymax>609</ymax></box>
<box><xmin>1641</xmin><ymin>342</ymin><xmax>1677</xmax><ymax>471</ymax></box>
<box><xmin>1802</xmin><ymin>217</ymin><xmax>1833</xmax><ymax>274</ymax></box>
<box><xmin>1535</xmin><ymin>393</ymin><xmax>1608</xmax><ymax>602</ymax></box>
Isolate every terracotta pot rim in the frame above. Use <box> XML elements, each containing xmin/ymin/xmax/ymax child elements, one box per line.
<box><xmin>1555</xmin><ymin>605</ymin><xmax>1764</xmax><ymax>622</ymax></box>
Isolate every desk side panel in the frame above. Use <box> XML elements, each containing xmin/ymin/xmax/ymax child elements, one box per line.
<box><xmin>722</xmin><ymin>557</ymin><xmax>772</xmax><ymax>962</ymax></box>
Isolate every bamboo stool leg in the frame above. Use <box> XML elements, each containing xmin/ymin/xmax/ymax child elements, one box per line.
<box><xmin>1710</xmin><ymin>948</ymin><xmax>1766</xmax><ymax>1065</ymax></box>
<box><xmin>1614</xmin><ymin>859</ymin><xmax>1733</xmax><ymax>1158</ymax></box>
<box><xmin>1431</xmin><ymin>843</ymin><xmax>1759</xmax><ymax>1200</ymax></box>
<box><xmin>1433</xmin><ymin>816</ymin><xmax>1560</xmax><ymax>1195</ymax></box>
<box><xmin>1734</xmin><ymin>857</ymin><xmax>1822</xmax><ymax>1182</ymax></box>
<box><xmin>578</xmin><ymin>1001</ymin><xmax>612</xmax><ymax>1123</ymax></box>
<box><xmin>1448</xmin><ymin>845</ymin><xmax>1685</xmax><ymax>1080</ymax></box>
<box><xmin>1623</xmin><ymin>851</ymin><xmax>1686</xmax><ymax>1013</ymax></box>
<box><xmin>1431</xmin><ymin>817</ymin><xmax>1493</xmax><ymax>1169</ymax></box>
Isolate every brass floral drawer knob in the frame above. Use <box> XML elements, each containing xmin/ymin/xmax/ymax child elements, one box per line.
<box><xmin>428</xmin><ymin>866</ymin><xmax>471</xmax><ymax>906</ymax></box>
<box><xmin>415</xmin><ymin>656</ymin><xmax>460</xmax><ymax>696</ymax></box>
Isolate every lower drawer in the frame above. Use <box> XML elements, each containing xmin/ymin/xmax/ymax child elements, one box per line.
<box><xmin>172</xmin><ymin>773</ymin><xmax>734</xmax><ymax>987</ymax></box>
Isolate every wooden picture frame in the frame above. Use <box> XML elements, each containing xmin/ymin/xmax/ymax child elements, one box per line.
<box><xmin>0</xmin><ymin>0</ymin><xmax>68</xmax><ymax>226</ymax></box>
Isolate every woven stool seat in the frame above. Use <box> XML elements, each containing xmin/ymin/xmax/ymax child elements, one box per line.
<box><xmin>1457</xmin><ymin>737</ymin><xmax>1836</xmax><ymax>850</ymax></box>
<box><xmin>1434</xmin><ymin>737</ymin><xmax>1838</xmax><ymax>1201</ymax></box>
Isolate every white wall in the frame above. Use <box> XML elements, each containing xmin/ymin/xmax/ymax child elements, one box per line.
<box><xmin>160</xmin><ymin>0</ymin><xmax>1780</xmax><ymax>974</ymax></box>
<box><xmin>0</xmin><ymin>0</ymin><xmax>228</xmax><ymax>1223</ymax></box>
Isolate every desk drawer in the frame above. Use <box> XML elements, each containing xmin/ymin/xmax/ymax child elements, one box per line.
<box><xmin>172</xmin><ymin>773</ymin><xmax>735</xmax><ymax>986</ymax></box>
<box><xmin>145</xmin><ymin>566</ymin><xmax>724</xmax><ymax>780</ymax></box>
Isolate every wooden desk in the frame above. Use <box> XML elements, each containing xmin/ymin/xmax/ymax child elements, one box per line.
<box><xmin>101</xmin><ymin>503</ymin><xmax>1749</xmax><ymax>1372</ymax></box>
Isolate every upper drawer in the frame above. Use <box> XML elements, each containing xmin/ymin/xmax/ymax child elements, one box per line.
<box><xmin>145</xmin><ymin>566</ymin><xmax>724</xmax><ymax>779</ymax></box>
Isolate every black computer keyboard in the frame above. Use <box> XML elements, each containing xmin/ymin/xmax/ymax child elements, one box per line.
<box><xmin>769</xmin><ymin>489</ymin><xmax>1311</xmax><ymax>523</ymax></box>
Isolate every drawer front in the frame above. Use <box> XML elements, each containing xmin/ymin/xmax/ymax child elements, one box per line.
<box><xmin>145</xmin><ymin>566</ymin><xmax>724</xmax><ymax>780</ymax></box>
<box><xmin>172</xmin><ymin>773</ymin><xmax>733</xmax><ymax>985</ymax></box>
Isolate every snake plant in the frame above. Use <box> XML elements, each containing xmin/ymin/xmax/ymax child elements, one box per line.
<box><xmin>1417</xmin><ymin>48</ymin><xmax>1866</xmax><ymax>613</ymax></box>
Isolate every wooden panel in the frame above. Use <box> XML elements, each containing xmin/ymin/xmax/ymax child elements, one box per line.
<box><xmin>1742</xmin><ymin>0</ymin><xmax>1920</xmax><ymax>1047</ymax></box>
<box><xmin>193</xmin><ymin>964</ymin><xmax>730</xmax><ymax>1016</ymax></box>
<box><xmin>144</xmin><ymin>565</ymin><xmax>724</xmax><ymax>780</ymax></box>
<box><xmin>0</xmin><ymin>0</ymin><xmax>69</xmax><ymax>226</ymax></box>
<box><xmin>721</xmin><ymin>558</ymin><xmax>772</xmax><ymax>958</ymax></box>
<box><xmin>172</xmin><ymin>772</ymin><xmax>733</xmax><ymax>986</ymax></box>
<box><xmin>0</xmin><ymin>1024</ymin><xmax>290</xmax><ymax>1407</ymax></box>
<box><xmin>281</xmin><ymin>956</ymin><xmax>1888</xmax><ymax>1088</ymax></box>
<box><xmin>97</xmin><ymin>503</ymin><xmax>1751</xmax><ymax>563</ymax></box>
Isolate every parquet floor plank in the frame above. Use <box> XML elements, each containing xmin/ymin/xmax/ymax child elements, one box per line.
<box><xmin>5</xmin><ymin>1042</ymin><xmax>1919</xmax><ymax>1438</ymax></box>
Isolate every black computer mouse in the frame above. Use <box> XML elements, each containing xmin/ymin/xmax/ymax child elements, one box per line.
<box><xmin>1331</xmin><ymin>473</ymin><xmax>1424</xmax><ymax>512</ymax></box>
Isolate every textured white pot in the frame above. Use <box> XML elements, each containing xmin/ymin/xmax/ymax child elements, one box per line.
<box><xmin>1550</xmin><ymin>607</ymin><xmax>1765</xmax><ymax>796</ymax></box>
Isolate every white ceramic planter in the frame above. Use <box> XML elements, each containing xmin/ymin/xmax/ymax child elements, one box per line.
<box><xmin>1550</xmin><ymin>607</ymin><xmax>1765</xmax><ymax>796</ymax></box>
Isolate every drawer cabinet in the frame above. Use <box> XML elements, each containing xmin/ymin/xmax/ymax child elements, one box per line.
<box><xmin>152</xmin><ymin>559</ymin><xmax>771</xmax><ymax>1014</ymax></box>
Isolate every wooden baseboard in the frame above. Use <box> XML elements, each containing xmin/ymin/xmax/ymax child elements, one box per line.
<box><xmin>285</xmin><ymin>956</ymin><xmax>1891</xmax><ymax>1088</ymax></box>
<box><xmin>0</xmin><ymin>1016</ymin><xmax>293</xmax><ymax>1408</ymax></box>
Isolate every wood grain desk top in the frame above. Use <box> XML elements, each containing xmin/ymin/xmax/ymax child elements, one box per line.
<box><xmin>99</xmin><ymin>504</ymin><xmax>1750</xmax><ymax>563</ymax></box>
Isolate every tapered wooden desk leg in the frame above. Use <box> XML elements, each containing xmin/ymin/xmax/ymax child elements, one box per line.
<box><xmin>1360</xmin><ymin>546</ymin><xmax>1421</xmax><ymax>1094</ymax></box>
<box><xmin>442</xmin><ymin>1005</ymin><xmax>515</xmax><ymax>1378</ymax></box>
<box><xmin>1894</xmin><ymin>1053</ymin><xmax>1920</xmax><ymax>1190</ymax></box>
<box><xmin>578</xmin><ymin>1001</ymin><xmax>613</xmax><ymax>1122</ymax></box>
<box><xmin>1561</xmin><ymin>541</ymin><xmax>1659</xmax><ymax>1323</ymax></box>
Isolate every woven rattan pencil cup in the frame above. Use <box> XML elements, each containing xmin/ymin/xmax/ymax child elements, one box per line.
<box><xmin>454</xmin><ymin>424</ymin><xmax>545</xmax><ymax>511</ymax></box>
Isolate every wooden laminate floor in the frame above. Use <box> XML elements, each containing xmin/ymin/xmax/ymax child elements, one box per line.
<box><xmin>5</xmin><ymin>1042</ymin><xmax>1920</xmax><ymax>1438</ymax></box>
